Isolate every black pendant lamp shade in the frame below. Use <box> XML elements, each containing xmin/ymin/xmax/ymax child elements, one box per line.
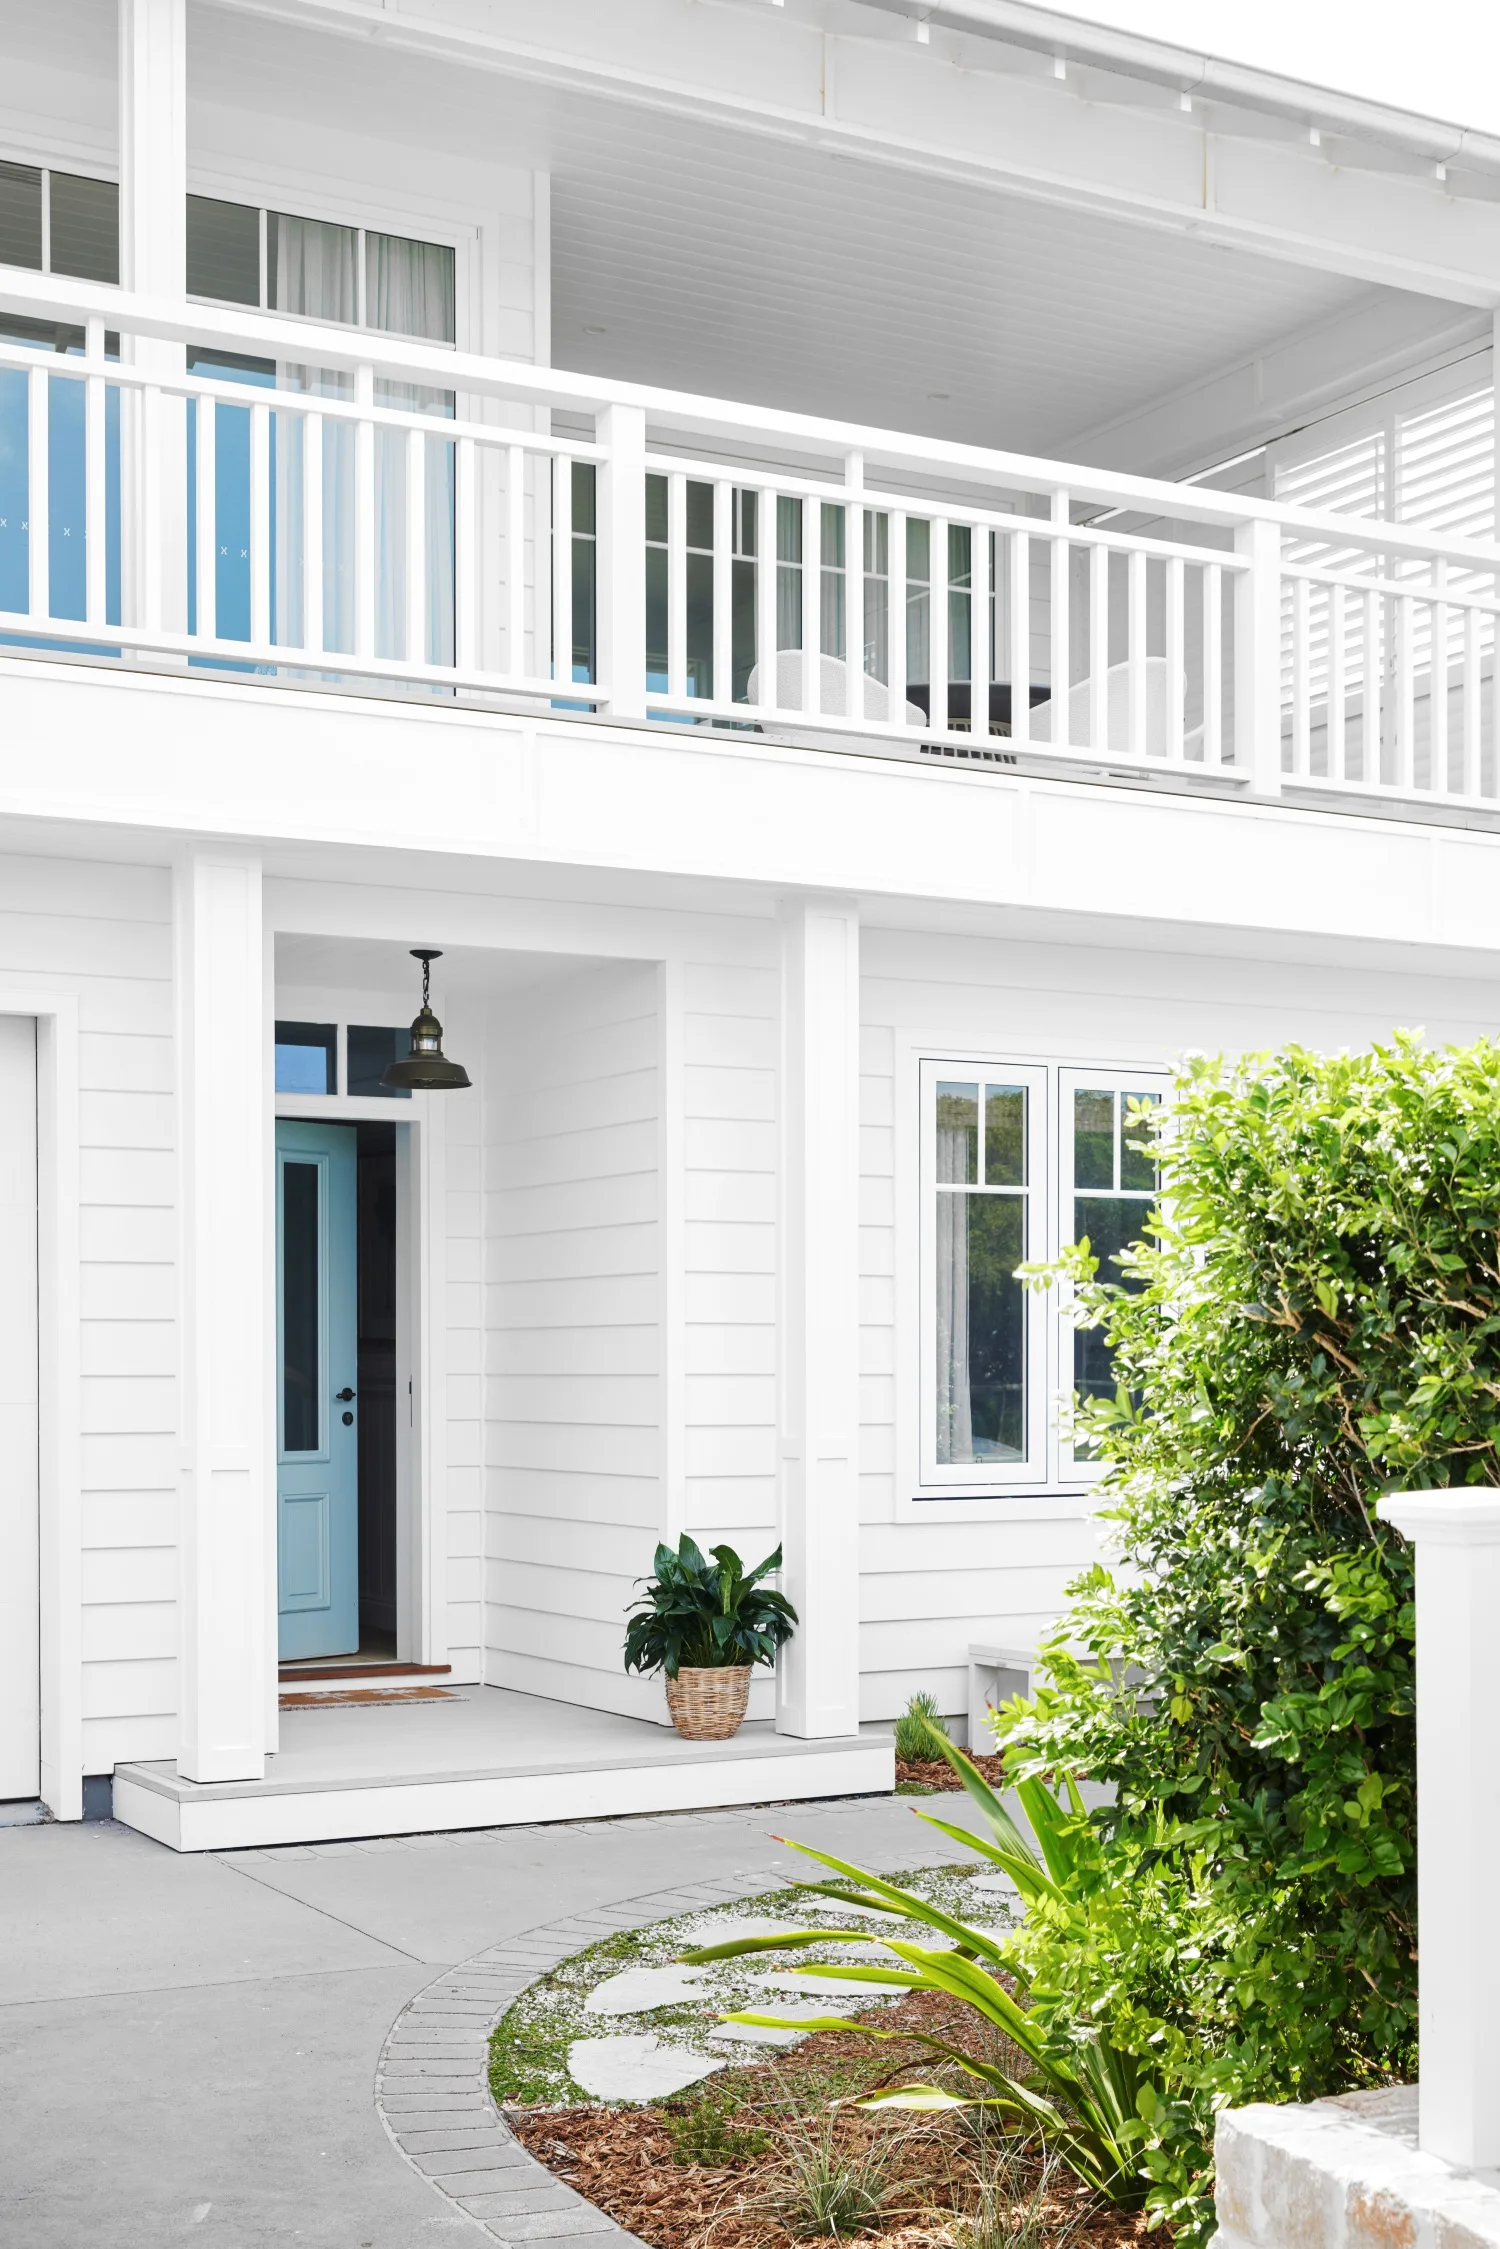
<box><xmin>381</xmin><ymin>949</ymin><xmax>471</xmax><ymax>1091</ymax></box>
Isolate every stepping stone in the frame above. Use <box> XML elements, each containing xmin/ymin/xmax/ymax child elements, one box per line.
<box><xmin>567</xmin><ymin>2035</ymin><xmax>725</xmax><ymax>2102</ymax></box>
<box><xmin>677</xmin><ymin>1914</ymin><xmax>808</xmax><ymax>1945</ymax></box>
<box><xmin>583</xmin><ymin>1965</ymin><xmax>707</xmax><ymax>2017</ymax></box>
<box><xmin>967</xmin><ymin>1872</ymin><xmax>1017</xmax><ymax>1895</ymax></box>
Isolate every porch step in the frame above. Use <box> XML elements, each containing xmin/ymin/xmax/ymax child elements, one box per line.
<box><xmin>109</xmin><ymin>1685</ymin><xmax>894</xmax><ymax>1853</ymax></box>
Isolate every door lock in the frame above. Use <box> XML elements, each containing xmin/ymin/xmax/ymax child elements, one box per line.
<box><xmin>335</xmin><ymin>1387</ymin><xmax>356</xmax><ymax>1401</ymax></box>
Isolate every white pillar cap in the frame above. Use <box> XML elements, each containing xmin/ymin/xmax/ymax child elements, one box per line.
<box><xmin>1377</xmin><ymin>1491</ymin><xmax>1500</xmax><ymax>1545</ymax></box>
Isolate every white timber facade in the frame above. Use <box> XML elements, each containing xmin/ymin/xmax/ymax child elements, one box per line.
<box><xmin>4</xmin><ymin>0</ymin><xmax>1500</xmax><ymax>1847</ymax></box>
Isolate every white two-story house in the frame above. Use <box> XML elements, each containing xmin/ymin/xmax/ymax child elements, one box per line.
<box><xmin>3</xmin><ymin>0</ymin><xmax>1498</xmax><ymax>1850</ymax></box>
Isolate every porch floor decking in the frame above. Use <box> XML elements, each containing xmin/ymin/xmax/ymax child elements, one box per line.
<box><xmin>111</xmin><ymin>1686</ymin><xmax>893</xmax><ymax>1853</ymax></box>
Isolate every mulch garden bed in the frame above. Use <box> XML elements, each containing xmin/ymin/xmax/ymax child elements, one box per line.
<box><xmin>510</xmin><ymin>1988</ymin><xmax>1158</xmax><ymax>2249</ymax></box>
<box><xmin>894</xmin><ymin>1754</ymin><xmax>1007</xmax><ymax>1793</ymax></box>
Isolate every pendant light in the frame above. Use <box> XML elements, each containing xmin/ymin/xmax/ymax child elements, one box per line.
<box><xmin>381</xmin><ymin>949</ymin><xmax>471</xmax><ymax>1091</ymax></box>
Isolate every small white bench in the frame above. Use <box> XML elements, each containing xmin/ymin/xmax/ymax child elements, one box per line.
<box><xmin>967</xmin><ymin>1644</ymin><xmax>1036</xmax><ymax>1751</ymax></box>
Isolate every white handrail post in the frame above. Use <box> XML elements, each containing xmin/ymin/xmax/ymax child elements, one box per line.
<box><xmin>1376</xmin><ymin>1491</ymin><xmax>1500</xmax><ymax>2169</ymax></box>
<box><xmin>1234</xmin><ymin>517</ymin><xmax>1283</xmax><ymax>796</ymax></box>
<box><xmin>597</xmin><ymin>403</ymin><xmax>647</xmax><ymax>721</ymax></box>
<box><xmin>119</xmin><ymin>0</ymin><xmax>187</xmax><ymax>643</ymax></box>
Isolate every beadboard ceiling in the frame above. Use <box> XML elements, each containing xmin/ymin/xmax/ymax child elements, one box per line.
<box><xmin>0</xmin><ymin>0</ymin><xmax>1415</xmax><ymax>459</ymax></box>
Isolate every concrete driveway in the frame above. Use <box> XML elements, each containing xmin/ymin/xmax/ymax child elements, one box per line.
<box><xmin>1</xmin><ymin>1791</ymin><xmax>987</xmax><ymax>2246</ymax></box>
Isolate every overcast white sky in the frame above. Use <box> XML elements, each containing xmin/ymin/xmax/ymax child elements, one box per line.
<box><xmin>1067</xmin><ymin>2</ymin><xmax>1500</xmax><ymax>134</ymax></box>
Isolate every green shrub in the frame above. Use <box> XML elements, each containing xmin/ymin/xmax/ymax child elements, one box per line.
<box><xmin>991</xmin><ymin>1038</ymin><xmax>1500</xmax><ymax>2234</ymax></box>
<box><xmin>893</xmin><ymin>1690</ymin><xmax>949</xmax><ymax>1762</ymax></box>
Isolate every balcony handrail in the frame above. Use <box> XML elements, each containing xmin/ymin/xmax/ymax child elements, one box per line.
<box><xmin>5</xmin><ymin>263</ymin><xmax>1500</xmax><ymax>574</ymax></box>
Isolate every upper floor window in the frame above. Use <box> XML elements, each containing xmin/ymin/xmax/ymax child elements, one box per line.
<box><xmin>920</xmin><ymin>1057</ymin><xmax>1167</xmax><ymax>1495</ymax></box>
<box><xmin>187</xmin><ymin>196</ymin><xmax>455</xmax><ymax>344</ymax></box>
<box><xmin>0</xmin><ymin>160</ymin><xmax>118</xmax><ymax>284</ymax></box>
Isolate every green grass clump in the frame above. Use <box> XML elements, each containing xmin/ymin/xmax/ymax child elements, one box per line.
<box><xmin>893</xmin><ymin>1690</ymin><xmax>948</xmax><ymax>1762</ymax></box>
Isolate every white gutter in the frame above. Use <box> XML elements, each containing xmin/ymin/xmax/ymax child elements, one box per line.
<box><xmin>854</xmin><ymin>0</ymin><xmax>1500</xmax><ymax>171</ymax></box>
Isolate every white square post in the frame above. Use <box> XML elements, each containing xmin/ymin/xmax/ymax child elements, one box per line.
<box><xmin>175</xmin><ymin>849</ymin><xmax>270</xmax><ymax>1783</ymax></box>
<box><xmin>1376</xmin><ymin>1491</ymin><xmax>1500</xmax><ymax>2168</ymax></box>
<box><xmin>119</xmin><ymin>0</ymin><xmax>188</xmax><ymax>639</ymax></box>
<box><xmin>776</xmin><ymin>896</ymin><xmax>861</xmax><ymax>1739</ymax></box>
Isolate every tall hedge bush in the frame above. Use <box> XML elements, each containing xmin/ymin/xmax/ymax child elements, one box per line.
<box><xmin>1001</xmin><ymin>1037</ymin><xmax>1500</xmax><ymax>2234</ymax></box>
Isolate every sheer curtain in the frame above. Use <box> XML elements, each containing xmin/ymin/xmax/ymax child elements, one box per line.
<box><xmin>366</xmin><ymin>231</ymin><xmax>456</xmax><ymax>667</ymax></box>
<box><xmin>935</xmin><ymin>1131</ymin><xmax>973</xmax><ymax>1466</ymax></box>
<box><xmin>270</xmin><ymin>214</ymin><xmax>358</xmax><ymax>655</ymax></box>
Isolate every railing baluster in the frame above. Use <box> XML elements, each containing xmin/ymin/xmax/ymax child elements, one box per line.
<box><xmin>1049</xmin><ymin>494</ymin><xmax>1070</xmax><ymax>750</ymax></box>
<box><xmin>303</xmin><ymin>411</ymin><xmax>323</xmax><ymax>657</ymax></box>
<box><xmin>27</xmin><ymin>361</ymin><xmax>49</xmax><ymax>622</ymax></box>
<box><xmin>249</xmin><ymin>399</ymin><xmax>271</xmax><ymax>651</ymax></box>
<box><xmin>928</xmin><ymin>517</ymin><xmax>948</xmax><ymax>735</ymax></box>
<box><xmin>405</xmin><ymin>423</ymin><xmax>426</xmax><ymax>668</ymax></box>
<box><xmin>1127</xmin><ymin>548</ymin><xmax>1147</xmax><ymax>758</ymax></box>
<box><xmin>455</xmin><ymin>433</ymin><xmax>476</xmax><ymax>673</ymax></box>
<box><xmin>354</xmin><ymin>364</ymin><xmax>375</xmax><ymax>661</ymax></box>
<box><xmin>970</xmin><ymin>516</ymin><xmax>990</xmax><ymax>745</ymax></box>
<box><xmin>755</xmin><ymin>485</ymin><xmax>777</xmax><ymax>713</ymax></box>
<box><xmin>1463</xmin><ymin>601</ymin><xmax>1482</xmax><ymax>797</ymax></box>
<box><xmin>553</xmin><ymin>448</ymin><xmax>574</xmax><ymax>691</ymax></box>
<box><xmin>713</xmin><ymin>476</ymin><xmax>733</xmax><ymax>710</ymax></box>
<box><xmin>1010</xmin><ymin>527</ymin><xmax>1030</xmax><ymax>748</ymax></box>
<box><xmin>1203</xmin><ymin>563</ymin><xmax>1223</xmax><ymax>765</ymax></box>
<box><xmin>888</xmin><ymin>509</ymin><xmax>907</xmax><ymax>727</ymax></box>
<box><xmin>667</xmin><ymin>470</ymin><xmax>686</xmax><ymax>704</ymax></box>
<box><xmin>1088</xmin><ymin>541</ymin><xmax>1108</xmax><ymax>752</ymax></box>
<box><xmin>1165</xmin><ymin>553</ymin><xmax>1185</xmax><ymax>762</ymax></box>
<box><xmin>1364</xmin><ymin>586</ymin><xmax>1383</xmax><ymax>785</ymax></box>
<box><xmin>505</xmin><ymin>442</ymin><xmax>525</xmax><ymax>680</ymax></box>
<box><xmin>1291</xmin><ymin>574</ymin><xmax>1310</xmax><ymax>777</ymax></box>
<box><xmin>846</xmin><ymin>455</ymin><xmax>864</xmax><ymax>728</ymax></box>
<box><xmin>1326</xmin><ymin>579</ymin><xmax>1345</xmax><ymax>781</ymax></box>
<box><xmin>84</xmin><ymin>315</ymin><xmax>106</xmax><ymax>629</ymax></box>
<box><xmin>802</xmin><ymin>493</ymin><xmax>822</xmax><ymax>716</ymax></box>
<box><xmin>1431</xmin><ymin>560</ymin><xmax>1449</xmax><ymax>796</ymax></box>
<box><xmin>1396</xmin><ymin>592</ymin><xmax>1416</xmax><ymax>791</ymax></box>
<box><xmin>194</xmin><ymin>389</ymin><xmax>216</xmax><ymax>643</ymax></box>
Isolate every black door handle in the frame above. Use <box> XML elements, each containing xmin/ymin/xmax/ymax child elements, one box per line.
<box><xmin>335</xmin><ymin>1387</ymin><xmax>356</xmax><ymax>1402</ymax></box>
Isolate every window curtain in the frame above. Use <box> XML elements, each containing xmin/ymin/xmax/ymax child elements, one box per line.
<box><xmin>934</xmin><ymin>1132</ymin><xmax>973</xmax><ymax>1466</ymax></box>
<box><xmin>366</xmin><ymin>231</ymin><xmax>456</xmax><ymax>668</ymax></box>
<box><xmin>270</xmin><ymin>215</ymin><xmax>359</xmax><ymax>656</ymax></box>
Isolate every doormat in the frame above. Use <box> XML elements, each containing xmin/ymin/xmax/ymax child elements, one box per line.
<box><xmin>278</xmin><ymin>1685</ymin><xmax>460</xmax><ymax>1709</ymax></box>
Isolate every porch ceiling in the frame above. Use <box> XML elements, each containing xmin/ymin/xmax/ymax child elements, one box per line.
<box><xmin>0</xmin><ymin>0</ymin><xmax>1421</xmax><ymax>464</ymax></box>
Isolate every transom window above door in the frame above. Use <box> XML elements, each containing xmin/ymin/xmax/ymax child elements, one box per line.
<box><xmin>275</xmin><ymin>1019</ymin><xmax>414</xmax><ymax>1099</ymax></box>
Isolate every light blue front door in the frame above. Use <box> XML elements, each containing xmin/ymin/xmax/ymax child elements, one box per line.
<box><xmin>276</xmin><ymin>1121</ymin><xmax>359</xmax><ymax>1659</ymax></box>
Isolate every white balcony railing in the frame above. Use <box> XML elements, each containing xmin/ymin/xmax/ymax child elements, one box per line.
<box><xmin>2</xmin><ymin>270</ymin><xmax>1498</xmax><ymax>816</ymax></box>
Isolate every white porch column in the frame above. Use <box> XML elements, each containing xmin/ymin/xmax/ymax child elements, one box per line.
<box><xmin>1376</xmin><ymin>1491</ymin><xmax>1500</xmax><ymax>2169</ymax></box>
<box><xmin>119</xmin><ymin>0</ymin><xmax>188</xmax><ymax>636</ymax></box>
<box><xmin>175</xmin><ymin>848</ymin><xmax>270</xmax><ymax>1783</ymax></box>
<box><xmin>776</xmin><ymin>896</ymin><xmax>861</xmax><ymax>1739</ymax></box>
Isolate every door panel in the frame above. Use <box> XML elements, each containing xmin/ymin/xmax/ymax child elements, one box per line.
<box><xmin>276</xmin><ymin>1121</ymin><xmax>358</xmax><ymax>1659</ymax></box>
<box><xmin>0</xmin><ymin>1017</ymin><xmax>38</xmax><ymax>1798</ymax></box>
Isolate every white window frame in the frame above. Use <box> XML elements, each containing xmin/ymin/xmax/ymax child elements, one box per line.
<box><xmin>1056</xmin><ymin>1066</ymin><xmax>1169</xmax><ymax>1483</ymax></box>
<box><xmin>918</xmin><ymin>1056</ymin><xmax>1050</xmax><ymax>1491</ymax></box>
<box><xmin>895</xmin><ymin>1034</ymin><xmax>1170</xmax><ymax>1518</ymax></box>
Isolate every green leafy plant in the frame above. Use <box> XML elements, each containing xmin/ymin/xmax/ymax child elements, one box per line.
<box><xmin>681</xmin><ymin>1753</ymin><xmax>1160</xmax><ymax>2208</ymax></box>
<box><xmin>893</xmin><ymin>1689</ymin><xmax>949</xmax><ymax>1762</ymax></box>
<box><xmin>989</xmin><ymin>1038</ymin><xmax>1500</xmax><ymax>2237</ymax></box>
<box><xmin>666</xmin><ymin>2083</ymin><xmax>770</xmax><ymax>2168</ymax></box>
<box><xmin>769</xmin><ymin>2112</ymin><xmax>905</xmax><ymax>2239</ymax></box>
<box><xmin>623</xmin><ymin>1534</ymin><xmax>797</xmax><ymax>1677</ymax></box>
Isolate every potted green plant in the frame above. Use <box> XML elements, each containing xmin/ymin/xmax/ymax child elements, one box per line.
<box><xmin>623</xmin><ymin>1535</ymin><xmax>797</xmax><ymax>1740</ymax></box>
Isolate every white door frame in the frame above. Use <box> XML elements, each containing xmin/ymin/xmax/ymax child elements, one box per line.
<box><xmin>0</xmin><ymin>987</ymin><xmax>82</xmax><ymax>1819</ymax></box>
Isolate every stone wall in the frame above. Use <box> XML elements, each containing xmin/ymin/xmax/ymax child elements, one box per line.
<box><xmin>1214</xmin><ymin>2087</ymin><xmax>1500</xmax><ymax>2249</ymax></box>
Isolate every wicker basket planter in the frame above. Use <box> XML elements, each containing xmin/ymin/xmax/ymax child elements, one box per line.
<box><xmin>664</xmin><ymin>1665</ymin><xmax>752</xmax><ymax>1741</ymax></box>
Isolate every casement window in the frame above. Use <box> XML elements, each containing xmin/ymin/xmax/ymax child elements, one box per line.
<box><xmin>919</xmin><ymin>1058</ymin><xmax>1167</xmax><ymax>1495</ymax></box>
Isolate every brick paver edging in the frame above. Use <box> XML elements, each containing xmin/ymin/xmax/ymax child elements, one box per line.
<box><xmin>375</xmin><ymin>1870</ymin><xmax>763</xmax><ymax>2244</ymax></box>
